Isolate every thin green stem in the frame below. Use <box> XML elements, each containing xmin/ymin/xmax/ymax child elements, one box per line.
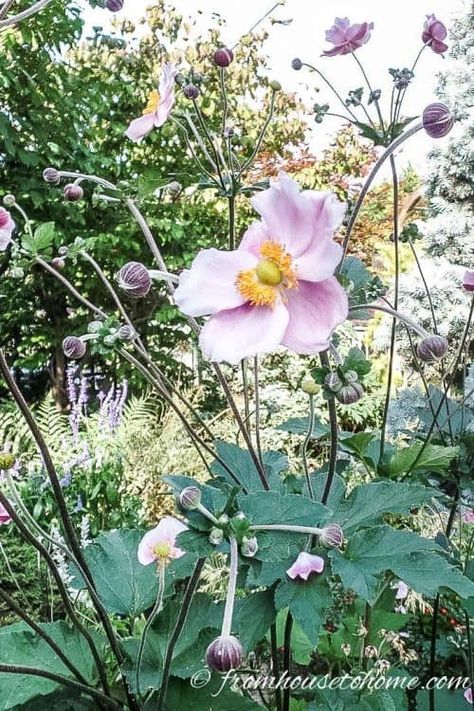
<box><xmin>302</xmin><ymin>395</ymin><xmax>315</xmax><ymax>500</ymax></box>
<box><xmin>136</xmin><ymin>562</ymin><xmax>166</xmax><ymax>700</ymax></box>
<box><xmin>320</xmin><ymin>351</ymin><xmax>338</xmax><ymax>505</ymax></box>
<box><xmin>282</xmin><ymin>612</ymin><xmax>293</xmax><ymax>711</ymax></box>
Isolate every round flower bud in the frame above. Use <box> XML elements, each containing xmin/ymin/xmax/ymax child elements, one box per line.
<box><xmin>0</xmin><ymin>453</ymin><xmax>16</xmax><ymax>470</ymax></box>
<box><xmin>103</xmin><ymin>335</ymin><xmax>116</xmax><ymax>346</ymax></box>
<box><xmin>88</xmin><ymin>321</ymin><xmax>103</xmax><ymax>334</ymax></box>
<box><xmin>336</xmin><ymin>382</ymin><xmax>364</xmax><ymax>405</ymax></box>
<box><xmin>2</xmin><ymin>194</ymin><xmax>16</xmax><ymax>207</ymax></box>
<box><xmin>117</xmin><ymin>325</ymin><xmax>137</xmax><ymax>341</ymax></box>
<box><xmin>51</xmin><ymin>257</ymin><xmax>65</xmax><ymax>270</ymax></box>
<box><xmin>209</xmin><ymin>527</ymin><xmax>224</xmax><ymax>546</ymax></box>
<box><xmin>233</xmin><ymin>511</ymin><xmax>246</xmax><ymax>521</ymax></box>
<box><xmin>58</xmin><ymin>245</ymin><xmax>68</xmax><ymax>256</ymax></box>
<box><xmin>320</xmin><ymin>523</ymin><xmax>344</xmax><ymax>549</ymax></box>
<box><xmin>325</xmin><ymin>372</ymin><xmax>343</xmax><ymax>393</ymax></box>
<box><xmin>344</xmin><ymin>370</ymin><xmax>359</xmax><ymax>384</ymax></box>
<box><xmin>42</xmin><ymin>167</ymin><xmax>61</xmax><ymax>184</ymax></box>
<box><xmin>206</xmin><ymin>635</ymin><xmax>243</xmax><ymax>672</ymax></box>
<box><xmin>179</xmin><ymin>486</ymin><xmax>202</xmax><ymax>511</ymax></box>
<box><xmin>213</xmin><ymin>48</ymin><xmax>234</xmax><ymax>68</ymax></box>
<box><xmin>223</xmin><ymin>126</ymin><xmax>235</xmax><ymax>138</ymax></box>
<box><xmin>183</xmin><ymin>84</ymin><xmax>199</xmax><ymax>99</ymax></box>
<box><xmin>117</xmin><ymin>262</ymin><xmax>151</xmax><ymax>298</ymax></box>
<box><xmin>218</xmin><ymin>514</ymin><xmax>229</xmax><ymax>525</ymax></box>
<box><xmin>291</xmin><ymin>58</ymin><xmax>303</xmax><ymax>70</ymax></box>
<box><xmin>241</xmin><ymin>536</ymin><xmax>258</xmax><ymax>558</ymax></box>
<box><xmin>63</xmin><ymin>184</ymin><xmax>84</xmax><ymax>202</ymax></box>
<box><xmin>417</xmin><ymin>334</ymin><xmax>449</xmax><ymax>362</ymax></box>
<box><xmin>422</xmin><ymin>102</ymin><xmax>454</xmax><ymax>139</ymax></box>
<box><xmin>167</xmin><ymin>181</ymin><xmax>182</xmax><ymax>198</ymax></box>
<box><xmin>269</xmin><ymin>79</ymin><xmax>282</xmax><ymax>92</ymax></box>
<box><xmin>106</xmin><ymin>0</ymin><xmax>124</xmax><ymax>11</ymax></box>
<box><xmin>301</xmin><ymin>378</ymin><xmax>319</xmax><ymax>395</ymax></box>
<box><xmin>463</xmin><ymin>270</ymin><xmax>474</xmax><ymax>292</ymax></box>
<box><xmin>63</xmin><ymin>336</ymin><xmax>86</xmax><ymax>360</ymax></box>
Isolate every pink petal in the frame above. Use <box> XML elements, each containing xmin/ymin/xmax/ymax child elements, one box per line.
<box><xmin>238</xmin><ymin>221</ymin><xmax>272</xmax><ymax>258</ymax></box>
<box><xmin>174</xmin><ymin>248</ymin><xmax>258</xmax><ymax>317</ymax></box>
<box><xmin>395</xmin><ymin>581</ymin><xmax>409</xmax><ymax>599</ymax></box>
<box><xmin>294</xmin><ymin>239</ymin><xmax>342</xmax><ymax>282</ymax></box>
<box><xmin>282</xmin><ymin>278</ymin><xmax>348</xmax><ymax>354</ymax></box>
<box><xmin>431</xmin><ymin>39</ymin><xmax>448</xmax><ymax>54</ymax></box>
<box><xmin>287</xmin><ymin>552</ymin><xmax>325</xmax><ymax>581</ymax></box>
<box><xmin>159</xmin><ymin>62</ymin><xmax>178</xmax><ymax>100</ymax></box>
<box><xmin>199</xmin><ymin>302</ymin><xmax>289</xmax><ymax>364</ymax></box>
<box><xmin>465</xmin><ymin>688</ymin><xmax>473</xmax><ymax>705</ymax></box>
<box><xmin>462</xmin><ymin>510</ymin><xmax>474</xmax><ymax>524</ymax></box>
<box><xmin>137</xmin><ymin>516</ymin><xmax>187</xmax><ymax>565</ymax></box>
<box><xmin>0</xmin><ymin>502</ymin><xmax>12</xmax><ymax>525</ymax></box>
<box><xmin>154</xmin><ymin>94</ymin><xmax>174</xmax><ymax>128</ymax></box>
<box><xmin>326</xmin><ymin>17</ymin><xmax>350</xmax><ymax>43</ymax></box>
<box><xmin>125</xmin><ymin>113</ymin><xmax>156</xmax><ymax>142</ymax></box>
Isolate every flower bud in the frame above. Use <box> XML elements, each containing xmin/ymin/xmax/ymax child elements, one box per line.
<box><xmin>336</xmin><ymin>382</ymin><xmax>364</xmax><ymax>405</ymax></box>
<box><xmin>183</xmin><ymin>84</ymin><xmax>199</xmax><ymax>99</ymax></box>
<box><xmin>223</xmin><ymin>126</ymin><xmax>235</xmax><ymax>138</ymax></box>
<box><xmin>324</xmin><ymin>372</ymin><xmax>343</xmax><ymax>393</ymax></box>
<box><xmin>301</xmin><ymin>378</ymin><xmax>318</xmax><ymax>395</ymax></box>
<box><xmin>88</xmin><ymin>320</ymin><xmax>103</xmax><ymax>333</ymax></box>
<box><xmin>117</xmin><ymin>262</ymin><xmax>151</xmax><ymax>298</ymax></box>
<box><xmin>241</xmin><ymin>536</ymin><xmax>258</xmax><ymax>558</ymax></box>
<box><xmin>213</xmin><ymin>48</ymin><xmax>234</xmax><ymax>68</ymax></box>
<box><xmin>51</xmin><ymin>257</ymin><xmax>65</xmax><ymax>270</ymax></box>
<box><xmin>319</xmin><ymin>523</ymin><xmax>344</xmax><ymax>549</ymax></box>
<box><xmin>179</xmin><ymin>486</ymin><xmax>202</xmax><ymax>511</ymax></box>
<box><xmin>218</xmin><ymin>514</ymin><xmax>229</xmax><ymax>525</ymax></box>
<box><xmin>344</xmin><ymin>370</ymin><xmax>359</xmax><ymax>384</ymax></box>
<box><xmin>416</xmin><ymin>334</ymin><xmax>449</xmax><ymax>362</ymax></box>
<box><xmin>291</xmin><ymin>58</ymin><xmax>303</xmax><ymax>70</ymax></box>
<box><xmin>206</xmin><ymin>635</ymin><xmax>243</xmax><ymax>672</ymax></box>
<box><xmin>103</xmin><ymin>335</ymin><xmax>116</xmax><ymax>346</ymax></box>
<box><xmin>269</xmin><ymin>79</ymin><xmax>282</xmax><ymax>92</ymax></box>
<box><xmin>106</xmin><ymin>0</ymin><xmax>124</xmax><ymax>11</ymax></box>
<box><xmin>2</xmin><ymin>194</ymin><xmax>16</xmax><ymax>207</ymax></box>
<box><xmin>117</xmin><ymin>325</ymin><xmax>137</xmax><ymax>341</ymax></box>
<box><xmin>63</xmin><ymin>336</ymin><xmax>86</xmax><ymax>360</ymax></box>
<box><xmin>463</xmin><ymin>270</ymin><xmax>474</xmax><ymax>292</ymax></box>
<box><xmin>63</xmin><ymin>184</ymin><xmax>84</xmax><ymax>202</ymax></box>
<box><xmin>42</xmin><ymin>167</ymin><xmax>61</xmax><ymax>184</ymax></box>
<box><xmin>58</xmin><ymin>245</ymin><xmax>68</xmax><ymax>256</ymax></box>
<box><xmin>0</xmin><ymin>453</ymin><xmax>15</xmax><ymax>470</ymax></box>
<box><xmin>422</xmin><ymin>102</ymin><xmax>454</xmax><ymax>139</ymax></box>
<box><xmin>167</xmin><ymin>181</ymin><xmax>182</xmax><ymax>198</ymax></box>
<box><xmin>209</xmin><ymin>527</ymin><xmax>224</xmax><ymax>545</ymax></box>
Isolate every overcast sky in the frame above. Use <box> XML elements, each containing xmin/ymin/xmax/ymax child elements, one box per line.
<box><xmin>82</xmin><ymin>0</ymin><xmax>468</xmax><ymax>175</ymax></box>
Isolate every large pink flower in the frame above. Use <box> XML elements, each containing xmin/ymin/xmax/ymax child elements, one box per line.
<box><xmin>174</xmin><ymin>173</ymin><xmax>348</xmax><ymax>364</ymax></box>
<box><xmin>322</xmin><ymin>17</ymin><xmax>374</xmax><ymax>57</ymax></box>
<box><xmin>286</xmin><ymin>552</ymin><xmax>325</xmax><ymax>581</ymax></box>
<box><xmin>137</xmin><ymin>515</ymin><xmax>187</xmax><ymax>566</ymax></box>
<box><xmin>422</xmin><ymin>15</ymin><xmax>448</xmax><ymax>55</ymax></box>
<box><xmin>125</xmin><ymin>63</ymin><xmax>178</xmax><ymax>142</ymax></box>
<box><xmin>0</xmin><ymin>208</ymin><xmax>15</xmax><ymax>251</ymax></box>
<box><xmin>0</xmin><ymin>502</ymin><xmax>12</xmax><ymax>526</ymax></box>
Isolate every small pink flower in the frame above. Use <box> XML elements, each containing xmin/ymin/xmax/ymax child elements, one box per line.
<box><xmin>322</xmin><ymin>17</ymin><xmax>374</xmax><ymax>57</ymax></box>
<box><xmin>0</xmin><ymin>208</ymin><xmax>15</xmax><ymax>251</ymax></box>
<box><xmin>465</xmin><ymin>688</ymin><xmax>473</xmax><ymax>705</ymax></box>
<box><xmin>464</xmin><ymin>270</ymin><xmax>474</xmax><ymax>293</ymax></box>
<box><xmin>125</xmin><ymin>63</ymin><xmax>178</xmax><ymax>142</ymax></box>
<box><xmin>174</xmin><ymin>172</ymin><xmax>348</xmax><ymax>364</ymax></box>
<box><xmin>463</xmin><ymin>510</ymin><xmax>474</xmax><ymax>524</ymax></box>
<box><xmin>137</xmin><ymin>515</ymin><xmax>187</xmax><ymax>565</ymax></box>
<box><xmin>392</xmin><ymin>580</ymin><xmax>409</xmax><ymax>599</ymax></box>
<box><xmin>422</xmin><ymin>15</ymin><xmax>448</xmax><ymax>55</ymax></box>
<box><xmin>286</xmin><ymin>552</ymin><xmax>325</xmax><ymax>581</ymax></box>
<box><xmin>0</xmin><ymin>502</ymin><xmax>12</xmax><ymax>526</ymax></box>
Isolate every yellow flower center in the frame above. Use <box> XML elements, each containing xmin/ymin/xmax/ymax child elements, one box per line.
<box><xmin>153</xmin><ymin>541</ymin><xmax>171</xmax><ymax>560</ymax></box>
<box><xmin>143</xmin><ymin>90</ymin><xmax>160</xmax><ymax>115</ymax></box>
<box><xmin>236</xmin><ymin>241</ymin><xmax>297</xmax><ymax>307</ymax></box>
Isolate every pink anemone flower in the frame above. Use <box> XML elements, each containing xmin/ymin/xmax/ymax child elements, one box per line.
<box><xmin>0</xmin><ymin>502</ymin><xmax>12</xmax><ymax>526</ymax></box>
<box><xmin>125</xmin><ymin>63</ymin><xmax>178</xmax><ymax>142</ymax></box>
<box><xmin>422</xmin><ymin>14</ymin><xmax>448</xmax><ymax>55</ymax></box>
<box><xmin>0</xmin><ymin>208</ymin><xmax>15</xmax><ymax>251</ymax></box>
<box><xmin>286</xmin><ymin>552</ymin><xmax>325</xmax><ymax>581</ymax></box>
<box><xmin>138</xmin><ymin>515</ymin><xmax>187</xmax><ymax>566</ymax></box>
<box><xmin>174</xmin><ymin>172</ymin><xmax>348</xmax><ymax>364</ymax></box>
<box><xmin>465</xmin><ymin>688</ymin><xmax>473</xmax><ymax>705</ymax></box>
<box><xmin>463</xmin><ymin>510</ymin><xmax>474</xmax><ymax>525</ymax></box>
<box><xmin>322</xmin><ymin>17</ymin><xmax>374</xmax><ymax>57</ymax></box>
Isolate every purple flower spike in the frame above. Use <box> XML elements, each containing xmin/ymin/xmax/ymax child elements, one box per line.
<box><xmin>422</xmin><ymin>14</ymin><xmax>448</xmax><ymax>54</ymax></box>
<box><xmin>322</xmin><ymin>17</ymin><xmax>374</xmax><ymax>57</ymax></box>
<box><xmin>286</xmin><ymin>552</ymin><xmax>325</xmax><ymax>581</ymax></box>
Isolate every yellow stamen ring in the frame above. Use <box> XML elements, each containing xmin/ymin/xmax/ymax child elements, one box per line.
<box><xmin>143</xmin><ymin>90</ymin><xmax>160</xmax><ymax>115</ymax></box>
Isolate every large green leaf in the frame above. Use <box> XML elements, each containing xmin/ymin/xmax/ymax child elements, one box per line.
<box><xmin>212</xmin><ymin>441</ymin><xmax>286</xmax><ymax>492</ymax></box>
<box><xmin>233</xmin><ymin>590</ymin><xmax>276</xmax><ymax>650</ymax></box>
<box><xmin>388</xmin><ymin>442</ymin><xmax>459</xmax><ymax>476</ymax></box>
<box><xmin>272</xmin><ymin>609</ymin><xmax>314</xmax><ymax>665</ymax></box>
<box><xmin>155</xmin><ymin>676</ymin><xmax>263</xmax><ymax>711</ymax></box>
<box><xmin>274</xmin><ymin>571</ymin><xmax>332</xmax><ymax>644</ymax></box>
<box><xmin>277</xmin><ymin>416</ymin><xmax>328</xmax><ymax>439</ymax></box>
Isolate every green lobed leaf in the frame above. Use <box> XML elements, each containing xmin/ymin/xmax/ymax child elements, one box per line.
<box><xmin>277</xmin><ymin>416</ymin><xmax>329</xmax><ymax>439</ymax></box>
<box><xmin>387</xmin><ymin>442</ymin><xmax>459</xmax><ymax>476</ymax></box>
<box><xmin>274</xmin><ymin>570</ymin><xmax>333</xmax><ymax>645</ymax></box>
<box><xmin>212</xmin><ymin>441</ymin><xmax>286</xmax><ymax>492</ymax></box>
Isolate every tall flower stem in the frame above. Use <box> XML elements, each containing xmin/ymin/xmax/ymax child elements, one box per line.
<box><xmin>348</xmin><ymin>303</ymin><xmax>428</xmax><ymax>338</ymax></box>
<box><xmin>282</xmin><ymin>611</ymin><xmax>293</xmax><ymax>711</ymax></box>
<box><xmin>136</xmin><ymin>562</ymin><xmax>166</xmax><ymax>700</ymax></box>
<box><xmin>302</xmin><ymin>394</ymin><xmax>315</xmax><ymax>500</ymax></box>
<box><xmin>270</xmin><ymin>624</ymin><xmax>283</xmax><ymax>711</ymax></box>
<box><xmin>228</xmin><ymin>194</ymin><xmax>236</xmax><ymax>250</ymax></box>
<box><xmin>250</xmin><ymin>524</ymin><xmax>323</xmax><ymax>535</ymax></box>
<box><xmin>238</xmin><ymin>90</ymin><xmax>276</xmax><ymax>178</ymax></box>
<box><xmin>302</xmin><ymin>63</ymin><xmax>358</xmax><ymax>121</ymax></box>
<box><xmin>406</xmin><ymin>236</ymin><xmax>439</xmax><ymax>334</ymax></box>
<box><xmin>320</xmin><ymin>351</ymin><xmax>338</xmax><ymax>506</ymax></box>
<box><xmin>254</xmin><ymin>356</ymin><xmax>264</xmax><ymax>463</ymax></box>
<box><xmin>350</xmin><ymin>51</ymin><xmax>386</xmax><ymax>137</ymax></box>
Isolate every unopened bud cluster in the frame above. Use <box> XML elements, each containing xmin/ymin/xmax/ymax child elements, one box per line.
<box><xmin>324</xmin><ymin>369</ymin><xmax>364</xmax><ymax>405</ymax></box>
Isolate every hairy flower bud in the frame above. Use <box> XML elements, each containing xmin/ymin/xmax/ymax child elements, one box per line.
<box><xmin>417</xmin><ymin>334</ymin><xmax>449</xmax><ymax>362</ymax></box>
<box><xmin>106</xmin><ymin>0</ymin><xmax>124</xmax><ymax>11</ymax></box>
<box><xmin>301</xmin><ymin>378</ymin><xmax>318</xmax><ymax>395</ymax></box>
<box><xmin>291</xmin><ymin>58</ymin><xmax>303</xmax><ymax>70</ymax></box>
<box><xmin>241</xmin><ymin>536</ymin><xmax>258</xmax><ymax>558</ymax></box>
<box><xmin>269</xmin><ymin>79</ymin><xmax>282</xmax><ymax>92</ymax></box>
<box><xmin>206</xmin><ymin>635</ymin><xmax>243</xmax><ymax>672</ymax></box>
<box><xmin>325</xmin><ymin>372</ymin><xmax>343</xmax><ymax>393</ymax></box>
<box><xmin>2</xmin><ymin>194</ymin><xmax>16</xmax><ymax>207</ymax></box>
<box><xmin>0</xmin><ymin>453</ymin><xmax>15</xmax><ymax>470</ymax></box>
<box><xmin>43</xmin><ymin>167</ymin><xmax>61</xmax><ymax>184</ymax></box>
<box><xmin>422</xmin><ymin>102</ymin><xmax>454</xmax><ymax>139</ymax></box>
<box><xmin>179</xmin><ymin>486</ymin><xmax>202</xmax><ymax>511</ymax></box>
<box><xmin>117</xmin><ymin>325</ymin><xmax>137</xmax><ymax>341</ymax></box>
<box><xmin>183</xmin><ymin>84</ymin><xmax>199</xmax><ymax>99</ymax></box>
<box><xmin>336</xmin><ymin>382</ymin><xmax>364</xmax><ymax>405</ymax></box>
<box><xmin>63</xmin><ymin>184</ymin><xmax>84</xmax><ymax>202</ymax></box>
<box><xmin>344</xmin><ymin>370</ymin><xmax>359</xmax><ymax>384</ymax></box>
<box><xmin>209</xmin><ymin>527</ymin><xmax>224</xmax><ymax>546</ymax></box>
<box><xmin>320</xmin><ymin>523</ymin><xmax>344</xmax><ymax>549</ymax></box>
<box><xmin>63</xmin><ymin>336</ymin><xmax>86</xmax><ymax>360</ymax></box>
<box><xmin>117</xmin><ymin>262</ymin><xmax>151</xmax><ymax>298</ymax></box>
<box><xmin>213</xmin><ymin>48</ymin><xmax>234</xmax><ymax>68</ymax></box>
<box><xmin>51</xmin><ymin>257</ymin><xmax>65</xmax><ymax>270</ymax></box>
<box><xmin>88</xmin><ymin>321</ymin><xmax>103</xmax><ymax>334</ymax></box>
<box><xmin>167</xmin><ymin>181</ymin><xmax>182</xmax><ymax>198</ymax></box>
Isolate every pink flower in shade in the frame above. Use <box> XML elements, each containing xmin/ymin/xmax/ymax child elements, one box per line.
<box><xmin>464</xmin><ymin>270</ymin><xmax>474</xmax><ymax>293</ymax></box>
<box><xmin>0</xmin><ymin>502</ymin><xmax>12</xmax><ymax>526</ymax></box>
<box><xmin>463</xmin><ymin>510</ymin><xmax>474</xmax><ymax>524</ymax></box>
<box><xmin>174</xmin><ymin>172</ymin><xmax>348</xmax><ymax>364</ymax></box>
<box><xmin>0</xmin><ymin>208</ymin><xmax>15</xmax><ymax>251</ymax></box>
<box><xmin>322</xmin><ymin>17</ymin><xmax>374</xmax><ymax>57</ymax></box>
<box><xmin>125</xmin><ymin>63</ymin><xmax>178</xmax><ymax>142</ymax></box>
<box><xmin>286</xmin><ymin>552</ymin><xmax>325</xmax><ymax>581</ymax></box>
<box><xmin>422</xmin><ymin>15</ymin><xmax>448</xmax><ymax>55</ymax></box>
<box><xmin>465</xmin><ymin>688</ymin><xmax>473</xmax><ymax>705</ymax></box>
<box><xmin>137</xmin><ymin>515</ymin><xmax>187</xmax><ymax>566</ymax></box>
<box><xmin>392</xmin><ymin>580</ymin><xmax>409</xmax><ymax>599</ymax></box>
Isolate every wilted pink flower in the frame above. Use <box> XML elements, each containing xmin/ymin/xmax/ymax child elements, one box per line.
<box><xmin>463</xmin><ymin>270</ymin><xmax>474</xmax><ymax>293</ymax></box>
<box><xmin>0</xmin><ymin>502</ymin><xmax>12</xmax><ymax>526</ymax></box>
<box><xmin>125</xmin><ymin>63</ymin><xmax>178</xmax><ymax>142</ymax></box>
<box><xmin>138</xmin><ymin>515</ymin><xmax>187</xmax><ymax>565</ymax></box>
<box><xmin>463</xmin><ymin>509</ymin><xmax>474</xmax><ymax>524</ymax></box>
<box><xmin>322</xmin><ymin>17</ymin><xmax>374</xmax><ymax>57</ymax></box>
<box><xmin>286</xmin><ymin>552</ymin><xmax>325</xmax><ymax>581</ymax></box>
<box><xmin>0</xmin><ymin>208</ymin><xmax>15</xmax><ymax>251</ymax></box>
<box><xmin>422</xmin><ymin>15</ymin><xmax>448</xmax><ymax>55</ymax></box>
<box><xmin>174</xmin><ymin>172</ymin><xmax>348</xmax><ymax>364</ymax></box>
<box><xmin>465</xmin><ymin>688</ymin><xmax>473</xmax><ymax>705</ymax></box>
